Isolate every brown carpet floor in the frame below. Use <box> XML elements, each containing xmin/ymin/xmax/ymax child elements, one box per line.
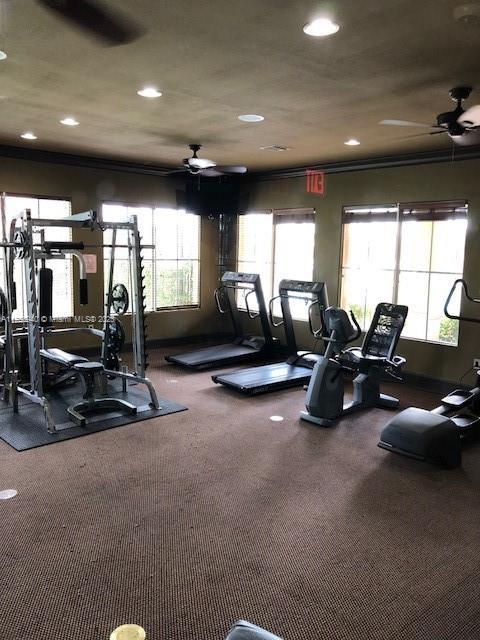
<box><xmin>1</xmin><ymin>345</ymin><xmax>480</xmax><ymax>640</ymax></box>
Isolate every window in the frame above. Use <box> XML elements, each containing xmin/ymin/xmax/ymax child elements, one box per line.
<box><xmin>237</xmin><ymin>209</ymin><xmax>315</xmax><ymax>319</ymax></box>
<box><xmin>0</xmin><ymin>195</ymin><xmax>73</xmax><ymax>321</ymax></box>
<box><xmin>102</xmin><ymin>204</ymin><xmax>200</xmax><ymax>311</ymax></box>
<box><xmin>340</xmin><ymin>201</ymin><xmax>468</xmax><ymax>345</ymax></box>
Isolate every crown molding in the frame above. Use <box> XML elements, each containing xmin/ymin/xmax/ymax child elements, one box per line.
<box><xmin>0</xmin><ymin>145</ymin><xmax>173</xmax><ymax>177</ymax></box>
<box><xmin>2</xmin><ymin>143</ymin><xmax>480</xmax><ymax>182</ymax></box>
<box><xmin>249</xmin><ymin>145</ymin><xmax>480</xmax><ymax>181</ymax></box>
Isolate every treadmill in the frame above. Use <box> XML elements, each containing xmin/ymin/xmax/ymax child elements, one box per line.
<box><xmin>212</xmin><ymin>279</ymin><xmax>329</xmax><ymax>395</ymax></box>
<box><xmin>165</xmin><ymin>271</ymin><xmax>275</xmax><ymax>370</ymax></box>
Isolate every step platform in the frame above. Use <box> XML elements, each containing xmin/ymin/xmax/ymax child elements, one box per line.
<box><xmin>441</xmin><ymin>388</ymin><xmax>476</xmax><ymax>409</ymax></box>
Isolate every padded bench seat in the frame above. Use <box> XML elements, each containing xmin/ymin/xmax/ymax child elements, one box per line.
<box><xmin>40</xmin><ymin>348</ymin><xmax>88</xmax><ymax>367</ymax></box>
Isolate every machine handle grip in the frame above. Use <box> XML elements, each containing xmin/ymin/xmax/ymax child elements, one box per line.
<box><xmin>444</xmin><ymin>278</ymin><xmax>480</xmax><ymax>323</ymax></box>
<box><xmin>348</xmin><ymin>310</ymin><xmax>362</xmax><ymax>342</ymax></box>
<box><xmin>214</xmin><ymin>286</ymin><xmax>229</xmax><ymax>314</ymax></box>
<box><xmin>268</xmin><ymin>295</ymin><xmax>284</xmax><ymax>327</ymax></box>
<box><xmin>79</xmin><ymin>278</ymin><xmax>88</xmax><ymax>305</ymax></box>
<box><xmin>308</xmin><ymin>299</ymin><xmax>323</xmax><ymax>338</ymax></box>
<box><xmin>43</xmin><ymin>241</ymin><xmax>85</xmax><ymax>252</ymax></box>
<box><xmin>11</xmin><ymin>281</ymin><xmax>16</xmax><ymax>311</ymax></box>
<box><xmin>244</xmin><ymin>289</ymin><xmax>260</xmax><ymax>319</ymax></box>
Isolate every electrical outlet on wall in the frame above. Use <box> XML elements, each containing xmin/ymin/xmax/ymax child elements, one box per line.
<box><xmin>474</xmin><ymin>358</ymin><xmax>480</xmax><ymax>370</ymax></box>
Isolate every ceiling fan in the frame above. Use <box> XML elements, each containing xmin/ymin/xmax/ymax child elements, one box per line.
<box><xmin>36</xmin><ymin>0</ymin><xmax>144</xmax><ymax>46</ymax></box>
<box><xmin>170</xmin><ymin>144</ymin><xmax>248</xmax><ymax>177</ymax></box>
<box><xmin>380</xmin><ymin>86</ymin><xmax>480</xmax><ymax>144</ymax></box>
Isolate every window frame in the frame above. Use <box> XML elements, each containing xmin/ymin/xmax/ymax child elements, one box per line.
<box><xmin>1</xmin><ymin>192</ymin><xmax>74</xmax><ymax>322</ymax></box>
<box><xmin>339</xmin><ymin>200</ymin><xmax>468</xmax><ymax>346</ymax></box>
<box><xmin>101</xmin><ymin>200</ymin><xmax>201</xmax><ymax>312</ymax></box>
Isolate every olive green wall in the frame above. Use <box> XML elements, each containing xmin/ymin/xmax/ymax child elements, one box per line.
<box><xmin>0</xmin><ymin>157</ymin><xmax>224</xmax><ymax>351</ymax></box>
<box><xmin>4</xmin><ymin>153</ymin><xmax>480</xmax><ymax>385</ymax></box>
<box><xmin>245</xmin><ymin>158</ymin><xmax>480</xmax><ymax>385</ymax></box>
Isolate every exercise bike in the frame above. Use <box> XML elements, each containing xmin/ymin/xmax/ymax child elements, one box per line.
<box><xmin>300</xmin><ymin>302</ymin><xmax>408</xmax><ymax>427</ymax></box>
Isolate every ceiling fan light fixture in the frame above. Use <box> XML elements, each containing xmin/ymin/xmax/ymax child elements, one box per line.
<box><xmin>137</xmin><ymin>86</ymin><xmax>162</xmax><ymax>98</ymax></box>
<box><xmin>238</xmin><ymin>114</ymin><xmax>264</xmax><ymax>122</ymax></box>
<box><xmin>458</xmin><ymin>104</ymin><xmax>480</xmax><ymax>127</ymax></box>
<box><xmin>303</xmin><ymin>17</ymin><xmax>340</xmax><ymax>37</ymax></box>
<box><xmin>344</xmin><ymin>138</ymin><xmax>360</xmax><ymax>145</ymax></box>
<box><xmin>188</xmin><ymin>158</ymin><xmax>216</xmax><ymax>169</ymax></box>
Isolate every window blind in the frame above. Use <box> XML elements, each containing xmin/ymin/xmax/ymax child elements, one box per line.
<box><xmin>342</xmin><ymin>205</ymin><xmax>398</xmax><ymax>223</ymax></box>
<box><xmin>399</xmin><ymin>200</ymin><xmax>468</xmax><ymax>221</ymax></box>
<box><xmin>273</xmin><ymin>207</ymin><xmax>315</xmax><ymax>224</ymax></box>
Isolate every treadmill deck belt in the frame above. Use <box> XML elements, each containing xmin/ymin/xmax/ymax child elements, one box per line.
<box><xmin>212</xmin><ymin>361</ymin><xmax>313</xmax><ymax>395</ymax></box>
<box><xmin>166</xmin><ymin>343</ymin><xmax>259</xmax><ymax>370</ymax></box>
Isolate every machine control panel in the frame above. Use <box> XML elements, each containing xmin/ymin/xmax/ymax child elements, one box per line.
<box><xmin>278</xmin><ymin>279</ymin><xmax>327</xmax><ymax>294</ymax></box>
<box><xmin>222</xmin><ymin>271</ymin><xmax>259</xmax><ymax>284</ymax></box>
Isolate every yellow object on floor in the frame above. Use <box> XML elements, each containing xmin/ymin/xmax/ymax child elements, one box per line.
<box><xmin>110</xmin><ymin>624</ymin><xmax>146</xmax><ymax>640</ymax></box>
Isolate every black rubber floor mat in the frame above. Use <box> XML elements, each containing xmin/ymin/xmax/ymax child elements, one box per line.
<box><xmin>0</xmin><ymin>380</ymin><xmax>187</xmax><ymax>451</ymax></box>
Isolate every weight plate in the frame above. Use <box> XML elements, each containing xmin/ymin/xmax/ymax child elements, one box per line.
<box><xmin>105</xmin><ymin>318</ymin><xmax>125</xmax><ymax>354</ymax></box>
<box><xmin>111</xmin><ymin>283</ymin><xmax>129</xmax><ymax>315</ymax></box>
<box><xmin>13</xmin><ymin>230</ymin><xmax>28</xmax><ymax>259</ymax></box>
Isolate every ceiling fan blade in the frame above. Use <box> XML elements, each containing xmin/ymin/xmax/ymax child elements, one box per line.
<box><xmin>166</xmin><ymin>168</ymin><xmax>188</xmax><ymax>176</ymax></box>
<box><xmin>201</xmin><ymin>168</ymin><xmax>225</xmax><ymax>178</ymax></box>
<box><xmin>214</xmin><ymin>165</ymin><xmax>247</xmax><ymax>174</ymax></box>
<box><xmin>37</xmin><ymin>0</ymin><xmax>144</xmax><ymax>46</ymax></box>
<box><xmin>379</xmin><ymin>119</ymin><xmax>440</xmax><ymax>129</ymax></box>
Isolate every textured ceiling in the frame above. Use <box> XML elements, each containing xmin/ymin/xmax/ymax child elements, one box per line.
<box><xmin>1</xmin><ymin>0</ymin><xmax>480</xmax><ymax>170</ymax></box>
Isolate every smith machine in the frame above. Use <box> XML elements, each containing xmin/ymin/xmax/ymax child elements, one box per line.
<box><xmin>0</xmin><ymin>194</ymin><xmax>159</xmax><ymax>433</ymax></box>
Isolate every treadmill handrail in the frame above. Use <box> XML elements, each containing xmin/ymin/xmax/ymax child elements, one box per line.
<box><xmin>282</xmin><ymin>293</ymin><xmax>320</xmax><ymax>303</ymax></box>
<box><xmin>308</xmin><ymin>299</ymin><xmax>324</xmax><ymax>338</ymax></box>
<box><xmin>269</xmin><ymin>295</ymin><xmax>284</xmax><ymax>327</ymax></box>
<box><xmin>214</xmin><ymin>286</ymin><xmax>229</xmax><ymax>314</ymax></box>
<box><xmin>444</xmin><ymin>278</ymin><xmax>480</xmax><ymax>324</ymax></box>
<box><xmin>244</xmin><ymin>289</ymin><xmax>260</xmax><ymax>319</ymax></box>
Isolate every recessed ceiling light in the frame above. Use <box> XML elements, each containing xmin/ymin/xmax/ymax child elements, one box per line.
<box><xmin>344</xmin><ymin>138</ymin><xmax>360</xmax><ymax>146</ymax></box>
<box><xmin>303</xmin><ymin>18</ymin><xmax>340</xmax><ymax>37</ymax></box>
<box><xmin>137</xmin><ymin>87</ymin><xmax>162</xmax><ymax>98</ymax></box>
<box><xmin>0</xmin><ymin>489</ymin><xmax>17</xmax><ymax>500</ymax></box>
<box><xmin>238</xmin><ymin>114</ymin><xmax>264</xmax><ymax>122</ymax></box>
<box><xmin>60</xmin><ymin>117</ymin><xmax>79</xmax><ymax>126</ymax></box>
<box><xmin>270</xmin><ymin>415</ymin><xmax>284</xmax><ymax>422</ymax></box>
<box><xmin>21</xmin><ymin>132</ymin><xmax>37</xmax><ymax>140</ymax></box>
<box><xmin>0</xmin><ymin>51</ymin><xmax>7</xmax><ymax>61</ymax></box>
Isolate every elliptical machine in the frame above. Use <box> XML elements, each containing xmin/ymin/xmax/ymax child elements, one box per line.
<box><xmin>379</xmin><ymin>279</ymin><xmax>480</xmax><ymax>468</ymax></box>
<box><xmin>300</xmin><ymin>302</ymin><xmax>408</xmax><ymax>427</ymax></box>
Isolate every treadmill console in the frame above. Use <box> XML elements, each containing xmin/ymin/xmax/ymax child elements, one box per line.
<box><xmin>279</xmin><ymin>279</ymin><xmax>326</xmax><ymax>293</ymax></box>
<box><xmin>279</xmin><ymin>279</ymin><xmax>329</xmax><ymax>302</ymax></box>
<box><xmin>222</xmin><ymin>271</ymin><xmax>259</xmax><ymax>284</ymax></box>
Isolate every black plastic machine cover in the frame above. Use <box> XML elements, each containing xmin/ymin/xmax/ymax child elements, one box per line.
<box><xmin>379</xmin><ymin>407</ymin><xmax>462</xmax><ymax>468</ymax></box>
<box><xmin>225</xmin><ymin>620</ymin><xmax>282</xmax><ymax>640</ymax></box>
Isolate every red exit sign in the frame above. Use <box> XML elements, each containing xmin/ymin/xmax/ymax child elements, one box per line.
<box><xmin>306</xmin><ymin>169</ymin><xmax>325</xmax><ymax>195</ymax></box>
